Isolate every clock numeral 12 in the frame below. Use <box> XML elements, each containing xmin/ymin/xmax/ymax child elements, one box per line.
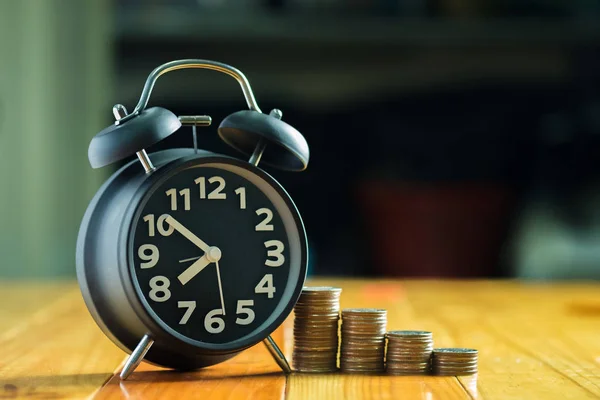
<box><xmin>195</xmin><ymin>176</ymin><xmax>226</xmax><ymax>200</ymax></box>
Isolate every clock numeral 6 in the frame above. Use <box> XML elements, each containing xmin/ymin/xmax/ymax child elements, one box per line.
<box><xmin>143</xmin><ymin>214</ymin><xmax>174</xmax><ymax>237</ymax></box>
<box><xmin>149</xmin><ymin>276</ymin><xmax>171</xmax><ymax>302</ymax></box>
<box><xmin>138</xmin><ymin>244</ymin><xmax>159</xmax><ymax>269</ymax></box>
<box><xmin>255</xmin><ymin>274</ymin><xmax>276</xmax><ymax>298</ymax></box>
<box><xmin>204</xmin><ymin>309</ymin><xmax>225</xmax><ymax>334</ymax></box>
<box><xmin>264</xmin><ymin>240</ymin><xmax>285</xmax><ymax>267</ymax></box>
<box><xmin>195</xmin><ymin>176</ymin><xmax>226</xmax><ymax>200</ymax></box>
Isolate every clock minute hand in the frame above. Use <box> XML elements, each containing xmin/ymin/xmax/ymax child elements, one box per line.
<box><xmin>178</xmin><ymin>254</ymin><xmax>211</xmax><ymax>285</ymax></box>
<box><xmin>165</xmin><ymin>216</ymin><xmax>210</xmax><ymax>252</ymax></box>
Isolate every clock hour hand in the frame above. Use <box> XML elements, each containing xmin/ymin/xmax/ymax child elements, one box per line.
<box><xmin>165</xmin><ymin>216</ymin><xmax>210</xmax><ymax>253</ymax></box>
<box><xmin>178</xmin><ymin>254</ymin><xmax>211</xmax><ymax>285</ymax></box>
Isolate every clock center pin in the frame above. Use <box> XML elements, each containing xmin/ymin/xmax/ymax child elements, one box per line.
<box><xmin>206</xmin><ymin>247</ymin><xmax>222</xmax><ymax>263</ymax></box>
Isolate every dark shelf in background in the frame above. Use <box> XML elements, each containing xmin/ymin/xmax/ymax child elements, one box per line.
<box><xmin>116</xmin><ymin>8</ymin><xmax>600</xmax><ymax>46</ymax></box>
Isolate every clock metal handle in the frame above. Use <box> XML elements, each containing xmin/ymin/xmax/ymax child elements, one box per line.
<box><xmin>121</xmin><ymin>59</ymin><xmax>262</xmax><ymax>124</ymax></box>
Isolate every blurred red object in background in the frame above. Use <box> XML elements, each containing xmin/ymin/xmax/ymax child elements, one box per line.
<box><xmin>358</xmin><ymin>181</ymin><xmax>517</xmax><ymax>277</ymax></box>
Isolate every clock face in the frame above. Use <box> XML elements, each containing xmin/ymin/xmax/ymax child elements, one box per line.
<box><xmin>129</xmin><ymin>160</ymin><xmax>306</xmax><ymax>348</ymax></box>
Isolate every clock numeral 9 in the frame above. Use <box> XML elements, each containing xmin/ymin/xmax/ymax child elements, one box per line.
<box><xmin>149</xmin><ymin>276</ymin><xmax>171</xmax><ymax>302</ymax></box>
<box><xmin>195</xmin><ymin>176</ymin><xmax>226</xmax><ymax>200</ymax></box>
<box><xmin>165</xmin><ymin>188</ymin><xmax>190</xmax><ymax>211</ymax></box>
<box><xmin>264</xmin><ymin>240</ymin><xmax>285</xmax><ymax>267</ymax></box>
<box><xmin>143</xmin><ymin>214</ymin><xmax>174</xmax><ymax>237</ymax></box>
<box><xmin>255</xmin><ymin>208</ymin><xmax>274</xmax><ymax>231</ymax></box>
<box><xmin>255</xmin><ymin>274</ymin><xmax>276</xmax><ymax>298</ymax></box>
<box><xmin>138</xmin><ymin>244</ymin><xmax>159</xmax><ymax>269</ymax></box>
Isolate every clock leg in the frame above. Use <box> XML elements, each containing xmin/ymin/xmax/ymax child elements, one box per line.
<box><xmin>263</xmin><ymin>335</ymin><xmax>292</xmax><ymax>374</ymax></box>
<box><xmin>120</xmin><ymin>334</ymin><xmax>154</xmax><ymax>380</ymax></box>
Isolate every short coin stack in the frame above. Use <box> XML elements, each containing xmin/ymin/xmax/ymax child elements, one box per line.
<box><xmin>431</xmin><ymin>348</ymin><xmax>478</xmax><ymax>376</ymax></box>
<box><xmin>385</xmin><ymin>330</ymin><xmax>433</xmax><ymax>375</ymax></box>
<box><xmin>292</xmin><ymin>287</ymin><xmax>342</xmax><ymax>372</ymax></box>
<box><xmin>340</xmin><ymin>309</ymin><xmax>387</xmax><ymax>373</ymax></box>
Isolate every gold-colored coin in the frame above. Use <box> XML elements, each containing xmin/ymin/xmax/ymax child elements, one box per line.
<box><xmin>292</xmin><ymin>287</ymin><xmax>342</xmax><ymax>373</ymax></box>
<box><xmin>385</xmin><ymin>330</ymin><xmax>434</xmax><ymax>375</ymax></box>
<box><xmin>431</xmin><ymin>348</ymin><xmax>478</xmax><ymax>376</ymax></box>
<box><xmin>339</xmin><ymin>308</ymin><xmax>387</xmax><ymax>374</ymax></box>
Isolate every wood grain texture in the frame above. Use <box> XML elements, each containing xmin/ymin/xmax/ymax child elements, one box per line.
<box><xmin>0</xmin><ymin>282</ymin><xmax>72</xmax><ymax>333</ymax></box>
<box><xmin>0</xmin><ymin>285</ymin><xmax>125</xmax><ymax>400</ymax></box>
<box><xmin>0</xmin><ymin>280</ymin><xmax>599</xmax><ymax>399</ymax></box>
<box><xmin>94</xmin><ymin>325</ymin><xmax>288</xmax><ymax>400</ymax></box>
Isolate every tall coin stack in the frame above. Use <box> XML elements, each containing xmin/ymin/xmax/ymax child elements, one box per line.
<box><xmin>432</xmin><ymin>348</ymin><xmax>478</xmax><ymax>376</ymax></box>
<box><xmin>386</xmin><ymin>330</ymin><xmax>433</xmax><ymax>375</ymax></box>
<box><xmin>340</xmin><ymin>309</ymin><xmax>387</xmax><ymax>373</ymax></box>
<box><xmin>292</xmin><ymin>287</ymin><xmax>342</xmax><ymax>372</ymax></box>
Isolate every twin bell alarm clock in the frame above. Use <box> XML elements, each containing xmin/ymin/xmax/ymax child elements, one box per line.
<box><xmin>76</xmin><ymin>60</ymin><xmax>309</xmax><ymax>380</ymax></box>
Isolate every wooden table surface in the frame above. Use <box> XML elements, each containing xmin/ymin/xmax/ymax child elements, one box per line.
<box><xmin>0</xmin><ymin>279</ymin><xmax>599</xmax><ymax>399</ymax></box>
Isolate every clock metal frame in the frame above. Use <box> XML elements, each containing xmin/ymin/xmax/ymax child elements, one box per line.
<box><xmin>77</xmin><ymin>149</ymin><xmax>308</xmax><ymax>371</ymax></box>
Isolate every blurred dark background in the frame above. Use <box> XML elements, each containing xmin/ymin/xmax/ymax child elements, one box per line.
<box><xmin>1</xmin><ymin>0</ymin><xmax>600</xmax><ymax>279</ymax></box>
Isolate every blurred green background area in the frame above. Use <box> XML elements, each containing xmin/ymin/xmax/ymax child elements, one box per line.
<box><xmin>1</xmin><ymin>0</ymin><xmax>600</xmax><ymax>279</ymax></box>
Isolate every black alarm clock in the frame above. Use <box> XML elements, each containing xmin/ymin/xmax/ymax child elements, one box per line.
<box><xmin>76</xmin><ymin>60</ymin><xmax>309</xmax><ymax>380</ymax></box>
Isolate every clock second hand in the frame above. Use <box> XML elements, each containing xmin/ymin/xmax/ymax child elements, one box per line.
<box><xmin>179</xmin><ymin>255</ymin><xmax>202</xmax><ymax>263</ymax></box>
<box><xmin>215</xmin><ymin>260</ymin><xmax>226</xmax><ymax>315</ymax></box>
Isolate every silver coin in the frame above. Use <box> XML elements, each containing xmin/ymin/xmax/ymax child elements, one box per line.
<box><xmin>433</xmin><ymin>348</ymin><xmax>478</xmax><ymax>355</ymax></box>
<box><xmin>387</xmin><ymin>330</ymin><xmax>432</xmax><ymax>337</ymax></box>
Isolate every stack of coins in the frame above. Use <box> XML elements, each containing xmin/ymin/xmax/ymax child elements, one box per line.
<box><xmin>292</xmin><ymin>287</ymin><xmax>342</xmax><ymax>372</ymax></box>
<box><xmin>431</xmin><ymin>348</ymin><xmax>478</xmax><ymax>375</ymax></box>
<box><xmin>340</xmin><ymin>309</ymin><xmax>387</xmax><ymax>373</ymax></box>
<box><xmin>385</xmin><ymin>330</ymin><xmax>433</xmax><ymax>375</ymax></box>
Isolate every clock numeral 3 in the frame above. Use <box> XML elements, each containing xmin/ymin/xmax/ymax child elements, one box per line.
<box><xmin>143</xmin><ymin>214</ymin><xmax>175</xmax><ymax>237</ymax></box>
<box><xmin>264</xmin><ymin>240</ymin><xmax>285</xmax><ymax>267</ymax></box>
<box><xmin>195</xmin><ymin>176</ymin><xmax>227</xmax><ymax>200</ymax></box>
<box><xmin>255</xmin><ymin>208</ymin><xmax>274</xmax><ymax>231</ymax></box>
<box><xmin>138</xmin><ymin>244</ymin><xmax>159</xmax><ymax>269</ymax></box>
<box><xmin>204</xmin><ymin>308</ymin><xmax>225</xmax><ymax>334</ymax></box>
<box><xmin>255</xmin><ymin>274</ymin><xmax>276</xmax><ymax>298</ymax></box>
<box><xmin>235</xmin><ymin>300</ymin><xmax>255</xmax><ymax>325</ymax></box>
<box><xmin>149</xmin><ymin>276</ymin><xmax>171</xmax><ymax>302</ymax></box>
